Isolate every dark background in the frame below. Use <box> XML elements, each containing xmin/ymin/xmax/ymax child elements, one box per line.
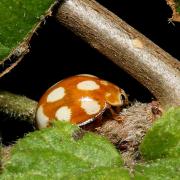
<box><xmin>0</xmin><ymin>0</ymin><xmax>180</xmax><ymax>144</ymax></box>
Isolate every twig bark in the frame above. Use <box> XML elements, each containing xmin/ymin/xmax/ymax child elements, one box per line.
<box><xmin>56</xmin><ymin>0</ymin><xmax>180</xmax><ymax>108</ymax></box>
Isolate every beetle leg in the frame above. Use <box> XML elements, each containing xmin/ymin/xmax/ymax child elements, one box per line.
<box><xmin>109</xmin><ymin>106</ymin><xmax>125</xmax><ymax>122</ymax></box>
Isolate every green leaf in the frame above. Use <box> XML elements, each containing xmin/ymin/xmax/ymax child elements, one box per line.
<box><xmin>1</xmin><ymin>167</ymin><xmax>130</xmax><ymax>180</ymax></box>
<box><xmin>134</xmin><ymin>107</ymin><xmax>180</xmax><ymax>179</ymax></box>
<box><xmin>0</xmin><ymin>42</ymin><xmax>10</xmax><ymax>60</ymax></box>
<box><xmin>67</xmin><ymin>167</ymin><xmax>130</xmax><ymax>180</ymax></box>
<box><xmin>134</xmin><ymin>158</ymin><xmax>180</xmax><ymax>180</ymax></box>
<box><xmin>1</xmin><ymin>122</ymin><xmax>130</xmax><ymax>179</ymax></box>
<box><xmin>0</xmin><ymin>0</ymin><xmax>55</xmax><ymax>61</ymax></box>
<box><xmin>140</xmin><ymin>107</ymin><xmax>180</xmax><ymax>160</ymax></box>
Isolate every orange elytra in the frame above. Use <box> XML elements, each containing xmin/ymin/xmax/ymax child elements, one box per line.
<box><xmin>36</xmin><ymin>74</ymin><xmax>128</xmax><ymax>129</ymax></box>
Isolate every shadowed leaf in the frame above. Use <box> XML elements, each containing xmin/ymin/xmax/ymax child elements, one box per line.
<box><xmin>0</xmin><ymin>0</ymin><xmax>56</xmax><ymax>76</ymax></box>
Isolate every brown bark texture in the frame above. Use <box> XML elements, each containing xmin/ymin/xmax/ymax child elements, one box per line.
<box><xmin>56</xmin><ymin>0</ymin><xmax>180</xmax><ymax>108</ymax></box>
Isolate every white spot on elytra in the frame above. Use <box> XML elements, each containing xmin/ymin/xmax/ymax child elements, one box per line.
<box><xmin>55</xmin><ymin>106</ymin><xmax>71</xmax><ymax>121</ymax></box>
<box><xmin>47</xmin><ymin>87</ymin><xmax>65</xmax><ymax>102</ymax></box>
<box><xmin>77</xmin><ymin>80</ymin><xmax>100</xmax><ymax>90</ymax></box>
<box><xmin>81</xmin><ymin>97</ymin><xmax>101</xmax><ymax>115</ymax></box>
<box><xmin>100</xmin><ymin>80</ymin><xmax>109</xmax><ymax>86</ymax></box>
<box><xmin>36</xmin><ymin>105</ymin><xmax>49</xmax><ymax>129</ymax></box>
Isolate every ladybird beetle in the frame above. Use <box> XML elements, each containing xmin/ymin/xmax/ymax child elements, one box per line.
<box><xmin>36</xmin><ymin>74</ymin><xmax>128</xmax><ymax>129</ymax></box>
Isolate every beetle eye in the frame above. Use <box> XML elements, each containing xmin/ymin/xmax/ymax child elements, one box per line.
<box><xmin>121</xmin><ymin>94</ymin><xmax>126</xmax><ymax>101</ymax></box>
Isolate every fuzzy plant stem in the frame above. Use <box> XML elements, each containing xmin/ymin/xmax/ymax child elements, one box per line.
<box><xmin>0</xmin><ymin>91</ymin><xmax>37</xmax><ymax>125</ymax></box>
<box><xmin>56</xmin><ymin>0</ymin><xmax>180</xmax><ymax>108</ymax></box>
